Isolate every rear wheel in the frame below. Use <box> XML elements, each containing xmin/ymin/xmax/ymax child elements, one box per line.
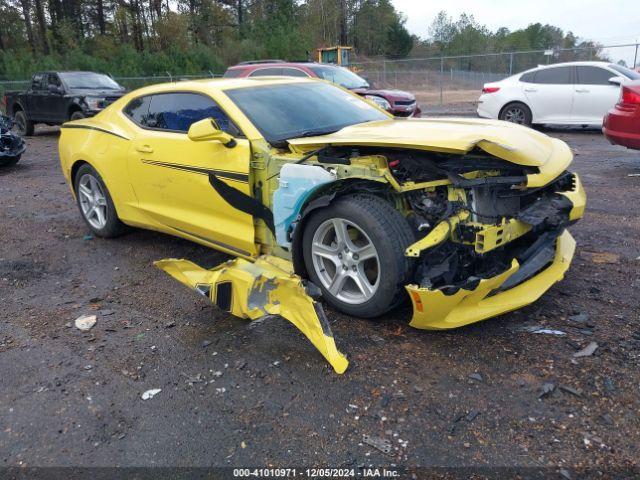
<box><xmin>13</xmin><ymin>110</ymin><xmax>34</xmax><ymax>136</ymax></box>
<box><xmin>70</xmin><ymin>110</ymin><xmax>85</xmax><ymax>121</ymax></box>
<box><xmin>74</xmin><ymin>164</ymin><xmax>128</xmax><ymax>238</ymax></box>
<box><xmin>302</xmin><ymin>194</ymin><xmax>415</xmax><ymax>318</ymax></box>
<box><xmin>499</xmin><ymin>102</ymin><xmax>532</xmax><ymax>126</ymax></box>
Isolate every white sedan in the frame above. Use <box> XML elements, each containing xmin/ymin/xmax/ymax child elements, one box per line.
<box><xmin>477</xmin><ymin>61</ymin><xmax>640</xmax><ymax>127</ymax></box>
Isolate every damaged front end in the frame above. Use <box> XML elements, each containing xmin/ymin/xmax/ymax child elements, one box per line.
<box><xmin>387</xmin><ymin>149</ymin><xmax>586</xmax><ymax>330</ymax></box>
<box><xmin>0</xmin><ymin>115</ymin><xmax>26</xmax><ymax>166</ymax></box>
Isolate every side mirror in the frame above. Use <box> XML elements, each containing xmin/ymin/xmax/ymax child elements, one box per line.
<box><xmin>187</xmin><ymin>118</ymin><xmax>236</xmax><ymax>148</ymax></box>
<box><xmin>609</xmin><ymin>76</ymin><xmax>623</xmax><ymax>86</ymax></box>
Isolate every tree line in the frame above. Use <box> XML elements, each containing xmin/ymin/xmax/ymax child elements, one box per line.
<box><xmin>0</xmin><ymin>1</ymin><xmax>605</xmax><ymax>80</ymax></box>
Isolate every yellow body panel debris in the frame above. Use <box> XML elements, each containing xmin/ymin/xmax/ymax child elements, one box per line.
<box><xmin>155</xmin><ymin>256</ymin><xmax>348</xmax><ymax>374</ymax></box>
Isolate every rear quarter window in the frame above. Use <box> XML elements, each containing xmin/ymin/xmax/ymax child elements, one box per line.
<box><xmin>123</xmin><ymin>96</ymin><xmax>152</xmax><ymax>124</ymax></box>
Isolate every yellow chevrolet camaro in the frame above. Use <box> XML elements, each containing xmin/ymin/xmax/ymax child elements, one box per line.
<box><xmin>59</xmin><ymin>77</ymin><xmax>586</xmax><ymax>373</ymax></box>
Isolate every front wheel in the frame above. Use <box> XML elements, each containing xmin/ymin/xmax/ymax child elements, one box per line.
<box><xmin>499</xmin><ymin>102</ymin><xmax>532</xmax><ymax>126</ymax></box>
<box><xmin>302</xmin><ymin>194</ymin><xmax>415</xmax><ymax>318</ymax></box>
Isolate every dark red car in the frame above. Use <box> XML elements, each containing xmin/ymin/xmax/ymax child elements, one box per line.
<box><xmin>223</xmin><ymin>61</ymin><xmax>421</xmax><ymax>117</ymax></box>
<box><xmin>603</xmin><ymin>81</ymin><xmax>640</xmax><ymax>150</ymax></box>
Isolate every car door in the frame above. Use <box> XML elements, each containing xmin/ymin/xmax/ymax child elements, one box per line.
<box><xmin>522</xmin><ymin>66</ymin><xmax>574</xmax><ymax>123</ymax></box>
<box><xmin>572</xmin><ymin>66</ymin><xmax>622</xmax><ymax>125</ymax></box>
<box><xmin>125</xmin><ymin>92</ymin><xmax>257</xmax><ymax>257</ymax></box>
<box><xmin>27</xmin><ymin>73</ymin><xmax>47</xmax><ymax>122</ymax></box>
<box><xmin>45</xmin><ymin>73</ymin><xmax>68</xmax><ymax>122</ymax></box>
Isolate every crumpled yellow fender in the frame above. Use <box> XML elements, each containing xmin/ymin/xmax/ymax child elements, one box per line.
<box><xmin>154</xmin><ymin>256</ymin><xmax>348</xmax><ymax>374</ymax></box>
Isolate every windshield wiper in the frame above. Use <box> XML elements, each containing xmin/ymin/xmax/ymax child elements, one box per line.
<box><xmin>289</xmin><ymin>128</ymin><xmax>338</xmax><ymax>140</ymax></box>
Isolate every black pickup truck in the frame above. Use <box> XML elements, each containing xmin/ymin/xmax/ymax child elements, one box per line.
<box><xmin>3</xmin><ymin>71</ymin><xmax>126</xmax><ymax>136</ymax></box>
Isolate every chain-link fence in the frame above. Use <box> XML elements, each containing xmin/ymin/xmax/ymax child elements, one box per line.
<box><xmin>1</xmin><ymin>43</ymin><xmax>638</xmax><ymax>114</ymax></box>
<box><xmin>353</xmin><ymin>43</ymin><xmax>640</xmax><ymax>113</ymax></box>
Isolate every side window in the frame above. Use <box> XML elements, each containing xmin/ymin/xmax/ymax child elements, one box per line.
<box><xmin>281</xmin><ymin>68</ymin><xmax>309</xmax><ymax>77</ymax></box>
<box><xmin>577</xmin><ymin>66</ymin><xmax>615</xmax><ymax>85</ymax></box>
<box><xmin>223</xmin><ymin>69</ymin><xmax>244</xmax><ymax>78</ymax></box>
<box><xmin>142</xmin><ymin>93</ymin><xmax>239</xmax><ymax>135</ymax></box>
<box><xmin>32</xmin><ymin>73</ymin><xmax>44</xmax><ymax>91</ymax></box>
<box><xmin>123</xmin><ymin>95</ymin><xmax>152</xmax><ymax>125</ymax></box>
<box><xmin>48</xmin><ymin>74</ymin><xmax>62</xmax><ymax>88</ymax></box>
<box><xmin>520</xmin><ymin>71</ymin><xmax>535</xmax><ymax>83</ymax></box>
<box><xmin>249</xmin><ymin>68</ymin><xmax>283</xmax><ymax>77</ymax></box>
<box><xmin>532</xmin><ymin>67</ymin><xmax>573</xmax><ymax>85</ymax></box>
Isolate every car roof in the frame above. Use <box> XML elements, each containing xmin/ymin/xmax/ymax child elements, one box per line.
<box><xmin>122</xmin><ymin>76</ymin><xmax>318</xmax><ymax>96</ymax></box>
<box><xmin>227</xmin><ymin>61</ymin><xmax>333</xmax><ymax>70</ymax></box>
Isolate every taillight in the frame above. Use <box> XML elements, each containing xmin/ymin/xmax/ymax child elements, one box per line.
<box><xmin>482</xmin><ymin>87</ymin><xmax>500</xmax><ymax>94</ymax></box>
<box><xmin>620</xmin><ymin>87</ymin><xmax>640</xmax><ymax>105</ymax></box>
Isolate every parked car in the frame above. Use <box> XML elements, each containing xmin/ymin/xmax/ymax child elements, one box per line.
<box><xmin>3</xmin><ymin>71</ymin><xmax>126</xmax><ymax>136</ymax></box>
<box><xmin>224</xmin><ymin>60</ymin><xmax>421</xmax><ymax>117</ymax></box>
<box><xmin>0</xmin><ymin>115</ymin><xmax>26</xmax><ymax>166</ymax></box>
<box><xmin>603</xmin><ymin>81</ymin><xmax>640</xmax><ymax>150</ymax></box>
<box><xmin>58</xmin><ymin>77</ymin><xmax>586</xmax><ymax>371</ymax></box>
<box><xmin>478</xmin><ymin>61</ymin><xmax>640</xmax><ymax>127</ymax></box>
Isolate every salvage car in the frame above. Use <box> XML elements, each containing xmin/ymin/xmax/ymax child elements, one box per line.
<box><xmin>224</xmin><ymin>61</ymin><xmax>421</xmax><ymax>117</ymax></box>
<box><xmin>4</xmin><ymin>71</ymin><xmax>126</xmax><ymax>136</ymax></box>
<box><xmin>58</xmin><ymin>77</ymin><xmax>586</xmax><ymax>373</ymax></box>
<box><xmin>603</xmin><ymin>81</ymin><xmax>640</xmax><ymax>150</ymax></box>
<box><xmin>0</xmin><ymin>115</ymin><xmax>26</xmax><ymax>166</ymax></box>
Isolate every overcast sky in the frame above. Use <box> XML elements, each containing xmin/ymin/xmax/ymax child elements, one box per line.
<box><xmin>391</xmin><ymin>0</ymin><xmax>640</xmax><ymax>65</ymax></box>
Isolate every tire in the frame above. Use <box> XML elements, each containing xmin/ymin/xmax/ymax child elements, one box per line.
<box><xmin>73</xmin><ymin>164</ymin><xmax>128</xmax><ymax>238</ymax></box>
<box><xmin>302</xmin><ymin>194</ymin><xmax>415</xmax><ymax>318</ymax></box>
<box><xmin>13</xmin><ymin>110</ymin><xmax>34</xmax><ymax>136</ymax></box>
<box><xmin>499</xmin><ymin>102</ymin><xmax>533</xmax><ymax>126</ymax></box>
<box><xmin>0</xmin><ymin>155</ymin><xmax>21</xmax><ymax>167</ymax></box>
<box><xmin>70</xmin><ymin>111</ymin><xmax>85</xmax><ymax>121</ymax></box>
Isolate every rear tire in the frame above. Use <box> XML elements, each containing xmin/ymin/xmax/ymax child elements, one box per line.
<box><xmin>499</xmin><ymin>102</ymin><xmax>532</xmax><ymax>126</ymax></box>
<box><xmin>70</xmin><ymin>111</ymin><xmax>85</xmax><ymax>121</ymax></box>
<box><xmin>74</xmin><ymin>164</ymin><xmax>128</xmax><ymax>238</ymax></box>
<box><xmin>302</xmin><ymin>194</ymin><xmax>415</xmax><ymax>318</ymax></box>
<box><xmin>13</xmin><ymin>110</ymin><xmax>34</xmax><ymax>136</ymax></box>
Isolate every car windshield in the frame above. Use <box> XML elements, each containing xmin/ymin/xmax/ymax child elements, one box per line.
<box><xmin>307</xmin><ymin>65</ymin><xmax>369</xmax><ymax>89</ymax></box>
<box><xmin>59</xmin><ymin>72</ymin><xmax>123</xmax><ymax>90</ymax></box>
<box><xmin>225</xmin><ymin>82</ymin><xmax>388</xmax><ymax>146</ymax></box>
<box><xmin>608</xmin><ymin>64</ymin><xmax>640</xmax><ymax>80</ymax></box>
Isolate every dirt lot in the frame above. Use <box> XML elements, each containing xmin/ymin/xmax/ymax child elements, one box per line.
<box><xmin>1</xmin><ymin>125</ymin><xmax>639</xmax><ymax>476</ymax></box>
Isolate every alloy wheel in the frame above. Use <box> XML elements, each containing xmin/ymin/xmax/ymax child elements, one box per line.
<box><xmin>78</xmin><ymin>173</ymin><xmax>108</xmax><ymax>229</ymax></box>
<box><xmin>503</xmin><ymin>107</ymin><xmax>526</xmax><ymax>124</ymax></box>
<box><xmin>310</xmin><ymin>218</ymin><xmax>380</xmax><ymax>305</ymax></box>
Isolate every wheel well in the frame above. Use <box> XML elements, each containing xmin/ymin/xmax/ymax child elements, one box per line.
<box><xmin>70</xmin><ymin>160</ymin><xmax>89</xmax><ymax>191</ymax></box>
<box><xmin>289</xmin><ymin>178</ymin><xmax>393</xmax><ymax>278</ymax></box>
<box><xmin>68</xmin><ymin>104</ymin><xmax>82</xmax><ymax>118</ymax></box>
<box><xmin>12</xmin><ymin>103</ymin><xmax>24</xmax><ymax>115</ymax></box>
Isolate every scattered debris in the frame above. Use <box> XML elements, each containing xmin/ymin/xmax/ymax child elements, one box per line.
<box><xmin>163</xmin><ymin>321</ymin><xmax>176</xmax><ymax>328</ymax></box>
<box><xmin>627</xmin><ymin>173</ymin><xmax>640</xmax><ymax>177</ymax></box>
<box><xmin>532</xmin><ymin>328</ymin><xmax>566</xmax><ymax>336</ymax></box>
<box><xmin>83</xmin><ymin>234</ymin><xmax>93</xmax><ymax>241</ymax></box>
<box><xmin>573</xmin><ymin>342</ymin><xmax>598</xmax><ymax>358</ymax></box>
<box><xmin>538</xmin><ymin>382</ymin><xmax>556</xmax><ymax>399</ymax></box>
<box><xmin>567</xmin><ymin>313</ymin><xmax>589</xmax><ymax>323</ymax></box>
<box><xmin>74</xmin><ymin>314</ymin><xmax>97</xmax><ymax>331</ymax></box>
<box><xmin>559</xmin><ymin>384</ymin><xmax>583</xmax><ymax>397</ymax></box>
<box><xmin>362</xmin><ymin>434</ymin><xmax>391</xmax><ymax>454</ymax></box>
<box><xmin>201</xmin><ymin>340</ymin><xmax>212</xmax><ymax>348</ymax></box>
<box><xmin>559</xmin><ymin>469</ymin><xmax>572</xmax><ymax>480</ymax></box>
<box><xmin>141</xmin><ymin>388</ymin><xmax>161</xmax><ymax>400</ymax></box>
<box><xmin>99</xmin><ymin>309</ymin><xmax>115</xmax><ymax>316</ymax></box>
<box><xmin>465</xmin><ymin>410</ymin><xmax>480</xmax><ymax>422</ymax></box>
<box><xmin>468</xmin><ymin>373</ymin><xmax>484</xmax><ymax>382</ymax></box>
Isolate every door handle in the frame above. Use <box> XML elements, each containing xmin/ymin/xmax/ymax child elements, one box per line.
<box><xmin>524</xmin><ymin>88</ymin><xmax>537</xmax><ymax>92</ymax></box>
<box><xmin>136</xmin><ymin>145</ymin><xmax>154</xmax><ymax>153</ymax></box>
<box><xmin>575</xmin><ymin>88</ymin><xmax>590</xmax><ymax>93</ymax></box>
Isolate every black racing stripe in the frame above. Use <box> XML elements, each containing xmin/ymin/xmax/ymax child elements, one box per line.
<box><xmin>61</xmin><ymin>124</ymin><xmax>130</xmax><ymax>140</ymax></box>
<box><xmin>142</xmin><ymin>159</ymin><xmax>249</xmax><ymax>183</ymax></box>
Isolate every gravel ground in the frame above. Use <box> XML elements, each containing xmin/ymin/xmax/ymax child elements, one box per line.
<box><xmin>0</xmin><ymin>125</ymin><xmax>639</xmax><ymax>477</ymax></box>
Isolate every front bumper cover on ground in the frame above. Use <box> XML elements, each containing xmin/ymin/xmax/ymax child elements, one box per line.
<box><xmin>155</xmin><ymin>256</ymin><xmax>349</xmax><ymax>374</ymax></box>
